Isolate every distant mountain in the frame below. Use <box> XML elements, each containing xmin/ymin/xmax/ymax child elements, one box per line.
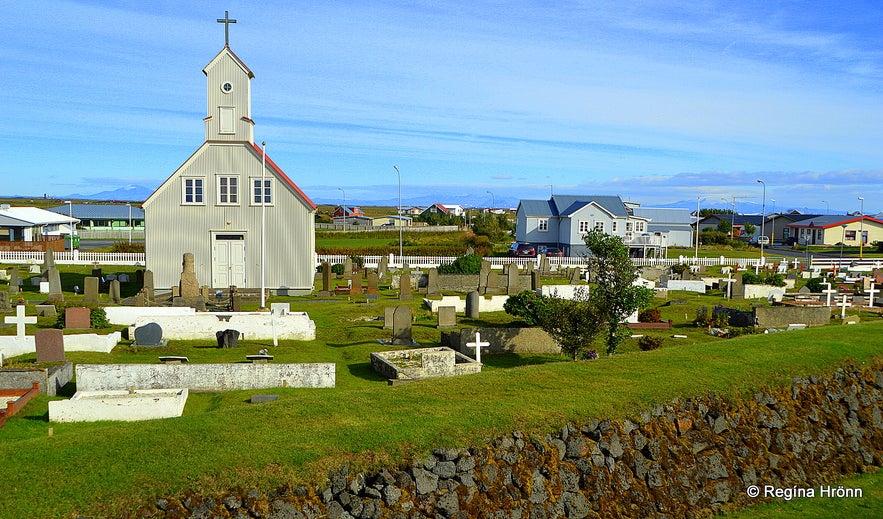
<box><xmin>66</xmin><ymin>185</ymin><xmax>156</xmax><ymax>202</ymax></box>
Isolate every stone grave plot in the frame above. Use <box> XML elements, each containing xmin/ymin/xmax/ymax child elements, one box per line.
<box><xmin>0</xmin><ymin>362</ymin><xmax>73</xmax><ymax>396</ymax></box>
<box><xmin>0</xmin><ymin>382</ymin><xmax>41</xmax><ymax>428</ymax></box>
<box><xmin>129</xmin><ymin>311</ymin><xmax>316</xmax><ymax>341</ymax></box>
<box><xmin>423</xmin><ymin>294</ymin><xmax>510</xmax><ymax>313</ymax></box>
<box><xmin>370</xmin><ymin>347</ymin><xmax>480</xmax><ymax>384</ymax></box>
<box><xmin>48</xmin><ymin>388</ymin><xmax>189</xmax><ymax>423</ymax></box>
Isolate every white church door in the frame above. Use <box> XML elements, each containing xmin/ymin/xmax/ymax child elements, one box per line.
<box><xmin>212</xmin><ymin>234</ymin><xmax>247</xmax><ymax>288</ymax></box>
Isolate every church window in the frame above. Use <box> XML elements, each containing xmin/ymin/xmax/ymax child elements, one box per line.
<box><xmin>217</xmin><ymin>176</ymin><xmax>239</xmax><ymax>205</ymax></box>
<box><xmin>182</xmin><ymin>178</ymin><xmax>204</xmax><ymax>204</ymax></box>
<box><xmin>251</xmin><ymin>178</ymin><xmax>273</xmax><ymax>205</ymax></box>
<box><xmin>219</xmin><ymin>107</ymin><xmax>235</xmax><ymax>134</ymax></box>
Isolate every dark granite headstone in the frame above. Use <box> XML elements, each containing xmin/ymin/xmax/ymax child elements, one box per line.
<box><xmin>134</xmin><ymin>322</ymin><xmax>165</xmax><ymax>347</ymax></box>
<box><xmin>91</xmin><ymin>268</ymin><xmax>102</xmax><ymax>278</ymax></box>
<box><xmin>466</xmin><ymin>291</ymin><xmax>480</xmax><ymax>319</ymax></box>
<box><xmin>8</xmin><ymin>269</ymin><xmax>20</xmax><ymax>294</ymax></box>
<box><xmin>64</xmin><ymin>307</ymin><xmax>91</xmax><ymax>329</ymax></box>
<box><xmin>35</xmin><ymin>329</ymin><xmax>65</xmax><ymax>363</ymax></box>
<box><xmin>215</xmin><ymin>329</ymin><xmax>240</xmax><ymax>348</ymax></box>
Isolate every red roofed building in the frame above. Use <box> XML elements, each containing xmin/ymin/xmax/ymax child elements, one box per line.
<box><xmin>143</xmin><ymin>36</ymin><xmax>316</xmax><ymax>294</ymax></box>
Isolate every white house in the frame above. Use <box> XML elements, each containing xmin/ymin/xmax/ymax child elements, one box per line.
<box><xmin>629</xmin><ymin>206</ymin><xmax>694</xmax><ymax>248</ymax></box>
<box><xmin>0</xmin><ymin>206</ymin><xmax>78</xmax><ymax>242</ymax></box>
<box><xmin>143</xmin><ymin>22</ymin><xmax>316</xmax><ymax>294</ymax></box>
<box><xmin>515</xmin><ymin>195</ymin><xmax>661</xmax><ymax>257</ymax></box>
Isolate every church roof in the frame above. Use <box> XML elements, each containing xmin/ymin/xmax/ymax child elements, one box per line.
<box><xmin>249</xmin><ymin>142</ymin><xmax>316</xmax><ymax>210</ymax></box>
<box><xmin>203</xmin><ymin>46</ymin><xmax>255</xmax><ymax>79</ymax></box>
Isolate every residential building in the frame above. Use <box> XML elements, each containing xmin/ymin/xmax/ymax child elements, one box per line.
<box><xmin>0</xmin><ymin>205</ymin><xmax>78</xmax><ymax>251</ymax></box>
<box><xmin>46</xmin><ymin>204</ymin><xmax>144</xmax><ymax>232</ymax></box>
<box><xmin>630</xmin><ymin>207</ymin><xmax>694</xmax><ymax>248</ymax></box>
<box><xmin>787</xmin><ymin>215</ymin><xmax>883</xmax><ymax>246</ymax></box>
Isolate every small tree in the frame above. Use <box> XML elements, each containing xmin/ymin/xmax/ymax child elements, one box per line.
<box><xmin>540</xmin><ymin>291</ymin><xmax>603</xmax><ymax>360</ymax></box>
<box><xmin>583</xmin><ymin>230</ymin><xmax>654</xmax><ymax>355</ymax></box>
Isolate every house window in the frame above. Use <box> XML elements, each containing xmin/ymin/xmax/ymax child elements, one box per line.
<box><xmin>578</xmin><ymin>220</ymin><xmax>591</xmax><ymax>234</ymax></box>
<box><xmin>626</xmin><ymin>222</ymin><xmax>633</xmax><ymax>232</ymax></box>
<box><xmin>251</xmin><ymin>178</ymin><xmax>273</xmax><ymax>205</ymax></box>
<box><xmin>845</xmin><ymin>230</ymin><xmax>856</xmax><ymax>240</ymax></box>
<box><xmin>593</xmin><ymin>221</ymin><xmax>604</xmax><ymax>232</ymax></box>
<box><xmin>816</xmin><ymin>229</ymin><xmax>824</xmax><ymax>241</ymax></box>
<box><xmin>538</xmin><ymin>218</ymin><xmax>548</xmax><ymax>232</ymax></box>
<box><xmin>217</xmin><ymin>176</ymin><xmax>239</xmax><ymax>205</ymax></box>
<box><xmin>636</xmin><ymin>221</ymin><xmax>645</xmax><ymax>232</ymax></box>
<box><xmin>611</xmin><ymin>221</ymin><xmax>618</xmax><ymax>232</ymax></box>
<box><xmin>182</xmin><ymin>178</ymin><xmax>204</xmax><ymax>204</ymax></box>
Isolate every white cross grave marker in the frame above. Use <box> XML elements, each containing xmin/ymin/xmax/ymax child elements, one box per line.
<box><xmin>838</xmin><ymin>295</ymin><xmax>851</xmax><ymax>319</ymax></box>
<box><xmin>868</xmin><ymin>283</ymin><xmax>879</xmax><ymax>308</ymax></box>
<box><xmin>4</xmin><ymin>305</ymin><xmax>36</xmax><ymax>339</ymax></box>
<box><xmin>820</xmin><ymin>282</ymin><xmax>837</xmax><ymax>307</ymax></box>
<box><xmin>466</xmin><ymin>331</ymin><xmax>490</xmax><ymax>364</ymax></box>
<box><xmin>721</xmin><ymin>272</ymin><xmax>736</xmax><ymax>299</ymax></box>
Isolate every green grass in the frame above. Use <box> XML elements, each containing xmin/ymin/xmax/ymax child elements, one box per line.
<box><xmin>727</xmin><ymin>469</ymin><xmax>883</xmax><ymax>518</ymax></box>
<box><xmin>2</xmin><ymin>285</ymin><xmax>882</xmax><ymax>518</ymax></box>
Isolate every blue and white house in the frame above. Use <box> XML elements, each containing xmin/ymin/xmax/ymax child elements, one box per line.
<box><xmin>515</xmin><ymin>195</ymin><xmax>664</xmax><ymax>257</ymax></box>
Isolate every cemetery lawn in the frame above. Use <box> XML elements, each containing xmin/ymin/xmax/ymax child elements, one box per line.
<box><xmin>1</xmin><ymin>291</ymin><xmax>883</xmax><ymax>518</ymax></box>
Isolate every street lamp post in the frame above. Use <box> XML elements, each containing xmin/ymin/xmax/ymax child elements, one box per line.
<box><xmin>840</xmin><ymin>224</ymin><xmax>848</xmax><ymax>271</ymax></box>
<box><xmin>486</xmin><ymin>190</ymin><xmax>495</xmax><ymax>212</ymax></box>
<box><xmin>64</xmin><ymin>200</ymin><xmax>73</xmax><ymax>251</ymax></box>
<box><xmin>126</xmin><ymin>203</ymin><xmax>132</xmax><ymax>243</ymax></box>
<box><xmin>338</xmin><ymin>187</ymin><xmax>346</xmax><ymax>226</ymax></box>
<box><xmin>858</xmin><ymin>197</ymin><xmax>865</xmax><ymax>259</ymax></box>
<box><xmin>695</xmin><ymin>196</ymin><xmax>702</xmax><ymax>260</ymax></box>
<box><xmin>394</xmin><ymin>165</ymin><xmax>402</xmax><ymax>260</ymax></box>
<box><xmin>757</xmin><ymin>179</ymin><xmax>766</xmax><ymax>273</ymax></box>
<box><xmin>822</xmin><ymin>200</ymin><xmax>829</xmax><ymax>215</ymax></box>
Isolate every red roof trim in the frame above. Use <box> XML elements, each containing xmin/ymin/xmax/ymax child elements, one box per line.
<box><xmin>250</xmin><ymin>142</ymin><xmax>317</xmax><ymax>210</ymax></box>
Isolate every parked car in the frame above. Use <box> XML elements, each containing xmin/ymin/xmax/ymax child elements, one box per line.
<box><xmin>515</xmin><ymin>243</ymin><xmax>538</xmax><ymax>257</ymax></box>
<box><xmin>542</xmin><ymin>247</ymin><xmax>564</xmax><ymax>257</ymax></box>
<box><xmin>507</xmin><ymin>242</ymin><xmax>520</xmax><ymax>256</ymax></box>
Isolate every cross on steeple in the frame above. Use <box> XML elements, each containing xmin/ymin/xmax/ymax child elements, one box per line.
<box><xmin>217</xmin><ymin>10</ymin><xmax>237</xmax><ymax>46</ymax></box>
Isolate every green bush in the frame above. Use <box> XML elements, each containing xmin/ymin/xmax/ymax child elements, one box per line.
<box><xmin>804</xmin><ymin>277</ymin><xmax>825</xmax><ymax>293</ymax></box>
<box><xmin>331</xmin><ymin>263</ymin><xmax>345</xmax><ymax>275</ymax></box>
<box><xmin>503</xmin><ymin>290</ymin><xmax>551</xmax><ymax>326</ymax></box>
<box><xmin>638</xmin><ymin>308</ymin><xmax>661</xmax><ymax>323</ymax></box>
<box><xmin>638</xmin><ymin>335</ymin><xmax>664</xmax><ymax>351</ymax></box>
<box><xmin>437</xmin><ymin>254</ymin><xmax>483</xmax><ymax>274</ymax></box>
<box><xmin>110</xmin><ymin>241</ymin><xmax>145</xmax><ymax>253</ymax></box>
<box><xmin>741</xmin><ymin>272</ymin><xmax>786</xmax><ymax>287</ymax></box>
<box><xmin>53</xmin><ymin>303</ymin><xmax>110</xmax><ymax>329</ymax></box>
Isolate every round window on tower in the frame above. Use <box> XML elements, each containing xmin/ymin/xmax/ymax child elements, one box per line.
<box><xmin>221</xmin><ymin>82</ymin><xmax>233</xmax><ymax>93</ymax></box>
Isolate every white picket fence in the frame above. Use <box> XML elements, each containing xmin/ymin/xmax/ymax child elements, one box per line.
<box><xmin>0</xmin><ymin>250</ymin><xmax>145</xmax><ymax>266</ymax></box>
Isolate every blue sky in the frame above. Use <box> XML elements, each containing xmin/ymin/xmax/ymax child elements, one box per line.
<box><xmin>2</xmin><ymin>0</ymin><xmax>881</xmax><ymax>214</ymax></box>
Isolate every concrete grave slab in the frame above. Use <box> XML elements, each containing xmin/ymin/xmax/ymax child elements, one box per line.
<box><xmin>49</xmin><ymin>388</ymin><xmax>189</xmax><ymax>422</ymax></box>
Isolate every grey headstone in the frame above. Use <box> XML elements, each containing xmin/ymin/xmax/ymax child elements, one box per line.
<box><xmin>378</xmin><ymin>256</ymin><xmax>389</xmax><ymax>279</ymax></box>
<box><xmin>732</xmin><ymin>274</ymin><xmax>744</xmax><ymax>300</ymax></box>
<box><xmin>506</xmin><ymin>265</ymin><xmax>520</xmax><ymax>295</ymax></box>
<box><xmin>524</xmin><ymin>261</ymin><xmax>534</xmax><ymax>273</ymax></box>
<box><xmin>384</xmin><ymin>306</ymin><xmax>395</xmax><ymax>329</ymax></box>
<box><xmin>366</xmin><ymin>271</ymin><xmax>379</xmax><ymax>294</ymax></box>
<box><xmin>83</xmin><ymin>276</ymin><xmax>99</xmax><ymax>304</ymax></box>
<box><xmin>42</xmin><ymin>249</ymin><xmax>56</xmax><ymax>272</ymax></box>
<box><xmin>270</xmin><ymin>302</ymin><xmax>290</xmax><ymax>315</ymax></box>
<box><xmin>398</xmin><ymin>272</ymin><xmax>412</xmax><ymax>300</ymax></box>
<box><xmin>109</xmin><ymin>279</ymin><xmax>121</xmax><ymax>304</ymax></box>
<box><xmin>46</xmin><ymin>267</ymin><xmax>64</xmax><ymax>304</ymax></box>
<box><xmin>426</xmin><ymin>268</ymin><xmax>440</xmax><ymax>296</ymax></box>
<box><xmin>392</xmin><ymin>306</ymin><xmax>412</xmax><ymax>345</ymax></box>
<box><xmin>466</xmin><ymin>291</ymin><xmax>480</xmax><ymax>319</ymax></box>
<box><xmin>215</xmin><ymin>329</ymin><xmax>240</xmax><ymax>348</ymax></box>
<box><xmin>179</xmin><ymin>253</ymin><xmax>199</xmax><ymax>299</ymax></box>
<box><xmin>798</xmin><ymin>285</ymin><xmax>811</xmax><ymax>294</ymax></box>
<box><xmin>0</xmin><ymin>291</ymin><xmax>10</xmax><ymax>313</ymax></box>
<box><xmin>35</xmin><ymin>304</ymin><xmax>57</xmax><ymax>317</ymax></box>
<box><xmin>539</xmin><ymin>255</ymin><xmax>550</xmax><ymax>274</ymax></box>
<box><xmin>343</xmin><ymin>257</ymin><xmax>353</xmax><ymax>277</ymax></box>
<box><xmin>250</xmin><ymin>394</ymin><xmax>279</xmax><ymax>404</ymax></box>
<box><xmin>8</xmin><ymin>270</ymin><xmax>20</xmax><ymax>294</ymax></box>
<box><xmin>117</xmin><ymin>273</ymin><xmax>130</xmax><ymax>283</ymax></box>
<box><xmin>437</xmin><ymin>306</ymin><xmax>457</xmax><ymax>328</ymax></box>
<box><xmin>143</xmin><ymin>270</ymin><xmax>155</xmax><ymax>302</ymax></box>
<box><xmin>569</xmin><ymin>267</ymin><xmax>582</xmax><ymax>284</ymax></box>
<box><xmin>134</xmin><ymin>322</ymin><xmax>164</xmax><ymax>347</ymax></box>
<box><xmin>531</xmin><ymin>271</ymin><xmax>542</xmax><ymax>290</ymax></box>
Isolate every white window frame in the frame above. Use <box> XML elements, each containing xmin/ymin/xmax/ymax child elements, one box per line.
<box><xmin>611</xmin><ymin>220</ymin><xmax>618</xmax><ymax>232</ymax></box>
<box><xmin>537</xmin><ymin>218</ymin><xmax>548</xmax><ymax>232</ymax></box>
<box><xmin>219</xmin><ymin>106</ymin><xmax>235</xmax><ymax>134</ymax></box>
<box><xmin>578</xmin><ymin>220</ymin><xmax>591</xmax><ymax>234</ymax></box>
<box><xmin>182</xmin><ymin>177</ymin><xmax>205</xmax><ymax>205</ymax></box>
<box><xmin>626</xmin><ymin>221</ymin><xmax>634</xmax><ymax>232</ymax></box>
<box><xmin>593</xmin><ymin>220</ymin><xmax>605</xmax><ymax>232</ymax></box>
<box><xmin>216</xmin><ymin>175</ymin><xmax>239</xmax><ymax>205</ymax></box>
<box><xmin>250</xmin><ymin>177</ymin><xmax>274</xmax><ymax>206</ymax></box>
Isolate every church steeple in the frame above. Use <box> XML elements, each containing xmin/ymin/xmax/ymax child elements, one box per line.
<box><xmin>203</xmin><ymin>12</ymin><xmax>254</xmax><ymax>142</ymax></box>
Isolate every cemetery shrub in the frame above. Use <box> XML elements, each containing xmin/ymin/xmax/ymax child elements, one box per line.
<box><xmin>804</xmin><ymin>277</ymin><xmax>825</xmax><ymax>293</ymax></box>
<box><xmin>741</xmin><ymin>271</ymin><xmax>786</xmax><ymax>286</ymax></box>
<box><xmin>503</xmin><ymin>290</ymin><xmax>552</xmax><ymax>326</ymax></box>
<box><xmin>693</xmin><ymin>306</ymin><xmax>729</xmax><ymax>328</ymax></box>
<box><xmin>670</xmin><ymin>264</ymin><xmax>691</xmax><ymax>276</ymax></box>
<box><xmin>638</xmin><ymin>307</ymin><xmax>662</xmax><ymax>323</ymax></box>
<box><xmin>350</xmin><ymin>255</ymin><xmax>365</xmax><ymax>269</ymax></box>
<box><xmin>580</xmin><ymin>349</ymin><xmax>599</xmax><ymax>360</ymax></box>
<box><xmin>52</xmin><ymin>302</ymin><xmax>110</xmax><ymax>329</ymax></box>
<box><xmin>638</xmin><ymin>335</ymin><xmax>664</xmax><ymax>351</ymax></box>
<box><xmin>331</xmin><ymin>263</ymin><xmax>345</xmax><ymax>275</ymax></box>
<box><xmin>437</xmin><ymin>253</ymin><xmax>483</xmax><ymax>274</ymax></box>
<box><xmin>110</xmin><ymin>241</ymin><xmax>145</xmax><ymax>253</ymax></box>
<box><xmin>540</xmin><ymin>296</ymin><xmax>604</xmax><ymax>360</ymax></box>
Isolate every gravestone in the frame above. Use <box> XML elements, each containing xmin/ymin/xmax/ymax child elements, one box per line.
<box><xmin>486</xmin><ymin>271</ymin><xmax>501</xmax><ymax>295</ymax></box>
<box><xmin>466</xmin><ymin>331</ymin><xmax>491</xmax><ymax>364</ymax></box>
<box><xmin>502</xmin><ymin>264</ymin><xmax>510</xmax><ymax>275</ymax></box>
<box><xmin>466</xmin><ymin>291</ymin><xmax>480</xmax><ymax>319</ymax></box>
<box><xmin>35</xmin><ymin>329</ymin><xmax>65</xmax><ymax>363</ymax></box>
<box><xmin>506</xmin><ymin>265</ymin><xmax>520</xmax><ymax>295</ymax></box>
<box><xmin>798</xmin><ymin>285</ymin><xmax>811</xmax><ymax>294</ymax></box>
<box><xmin>366</xmin><ymin>271</ymin><xmax>379</xmax><ymax>295</ymax></box>
<box><xmin>392</xmin><ymin>305</ymin><xmax>412</xmax><ymax>345</ymax></box>
<box><xmin>91</xmin><ymin>268</ymin><xmax>102</xmax><ymax>279</ymax></box>
<box><xmin>524</xmin><ymin>261</ymin><xmax>534</xmax><ymax>274</ymax></box>
<box><xmin>215</xmin><ymin>329</ymin><xmax>240</xmax><ymax>348</ymax></box>
<box><xmin>83</xmin><ymin>276</ymin><xmax>100</xmax><ymax>304</ymax></box>
<box><xmin>539</xmin><ymin>255</ymin><xmax>550</xmax><ymax>274</ymax></box>
<box><xmin>179</xmin><ymin>253</ymin><xmax>200</xmax><ymax>299</ymax></box>
<box><xmin>8</xmin><ymin>269</ymin><xmax>20</xmax><ymax>294</ymax></box>
<box><xmin>106</xmin><ymin>274</ymin><xmax>116</xmax><ymax>282</ymax></box>
<box><xmin>318</xmin><ymin>262</ymin><xmax>333</xmax><ymax>297</ymax></box>
<box><xmin>65</xmin><ymin>307</ymin><xmax>91</xmax><ymax>329</ymax></box>
<box><xmin>478</xmin><ymin>261</ymin><xmax>491</xmax><ymax>294</ymax></box>
<box><xmin>109</xmin><ymin>279</ymin><xmax>121</xmax><ymax>304</ymax></box>
<box><xmin>531</xmin><ymin>271</ymin><xmax>542</xmax><ymax>290</ymax></box>
<box><xmin>426</xmin><ymin>268</ymin><xmax>440</xmax><ymax>296</ymax></box>
<box><xmin>398</xmin><ymin>272</ymin><xmax>412</xmax><ymax>300</ymax></box>
<box><xmin>731</xmin><ymin>274</ymin><xmax>744</xmax><ymax>300</ymax></box>
<box><xmin>143</xmin><ymin>270</ymin><xmax>155</xmax><ymax>303</ymax></box>
<box><xmin>135</xmin><ymin>290</ymin><xmax>147</xmax><ymax>307</ymax></box>
<box><xmin>437</xmin><ymin>306</ymin><xmax>457</xmax><ymax>328</ymax></box>
<box><xmin>46</xmin><ymin>268</ymin><xmax>64</xmax><ymax>303</ymax></box>
<box><xmin>270</xmin><ymin>302</ymin><xmax>290</xmax><ymax>315</ymax></box>
<box><xmin>569</xmin><ymin>267</ymin><xmax>582</xmax><ymax>284</ymax></box>
<box><xmin>35</xmin><ymin>304</ymin><xmax>57</xmax><ymax>317</ymax></box>
<box><xmin>136</xmin><ymin>269</ymin><xmax>144</xmax><ymax>285</ymax></box>
<box><xmin>343</xmin><ymin>257</ymin><xmax>353</xmax><ymax>277</ymax></box>
<box><xmin>0</xmin><ymin>292</ymin><xmax>11</xmax><ymax>313</ymax></box>
<box><xmin>134</xmin><ymin>322</ymin><xmax>165</xmax><ymax>347</ymax></box>
<box><xmin>349</xmin><ymin>273</ymin><xmax>363</xmax><ymax>295</ymax></box>
<box><xmin>852</xmin><ymin>295</ymin><xmax>867</xmax><ymax>305</ymax></box>
<box><xmin>42</xmin><ymin>248</ymin><xmax>56</xmax><ymax>272</ymax></box>
<box><xmin>29</xmin><ymin>265</ymin><xmax>41</xmax><ymax>274</ymax></box>
<box><xmin>5</xmin><ymin>305</ymin><xmax>36</xmax><ymax>338</ymax></box>
<box><xmin>465</xmin><ymin>246</ymin><xmax>474</xmax><ymax>256</ymax></box>
<box><xmin>378</xmin><ymin>256</ymin><xmax>389</xmax><ymax>279</ymax></box>
<box><xmin>40</xmin><ymin>281</ymin><xmax>50</xmax><ymax>294</ymax></box>
<box><xmin>384</xmin><ymin>306</ymin><xmax>395</xmax><ymax>329</ymax></box>
<box><xmin>117</xmin><ymin>273</ymin><xmax>130</xmax><ymax>284</ymax></box>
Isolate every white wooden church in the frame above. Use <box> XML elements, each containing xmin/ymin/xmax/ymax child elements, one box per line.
<box><xmin>143</xmin><ymin>13</ymin><xmax>316</xmax><ymax>294</ymax></box>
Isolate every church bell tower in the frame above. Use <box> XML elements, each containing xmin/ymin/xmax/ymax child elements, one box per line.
<box><xmin>202</xmin><ymin>11</ymin><xmax>255</xmax><ymax>143</ymax></box>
